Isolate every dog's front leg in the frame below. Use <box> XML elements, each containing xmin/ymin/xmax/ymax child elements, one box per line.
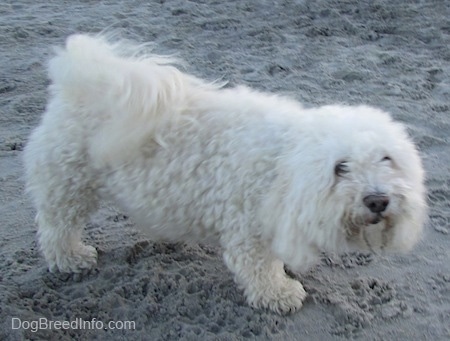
<box><xmin>222</xmin><ymin>235</ymin><xmax>307</xmax><ymax>314</ymax></box>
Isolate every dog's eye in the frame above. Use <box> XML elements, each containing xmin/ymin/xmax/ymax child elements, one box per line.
<box><xmin>335</xmin><ymin>161</ymin><xmax>349</xmax><ymax>176</ymax></box>
<box><xmin>381</xmin><ymin>156</ymin><xmax>391</xmax><ymax>162</ymax></box>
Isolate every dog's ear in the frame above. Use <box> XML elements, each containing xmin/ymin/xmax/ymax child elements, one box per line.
<box><xmin>385</xmin><ymin>170</ymin><xmax>427</xmax><ymax>252</ymax></box>
<box><xmin>372</xmin><ymin>121</ymin><xmax>427</xmax><ymax>252</ymax></box>
<box><xmin>260</xmin><ymin>152</ymin><xmax>346</xmax><ymax>270</ymax></box>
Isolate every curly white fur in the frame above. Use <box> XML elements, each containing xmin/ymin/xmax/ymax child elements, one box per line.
<box><xmin>24</xmin><ymin>34</ymin><xmax>427</xmax><ymax>314</ymax></box>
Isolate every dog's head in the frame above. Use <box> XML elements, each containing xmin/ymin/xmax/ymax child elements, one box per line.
<box><xmin>263</xmin><ymin>105</ymin><xmax>427</xmax><ymax>270</ymax></box>
<box><xmin>332</xmin><ymin>130</ymin><xmax>426</xmax><ymax>253</ymax></box>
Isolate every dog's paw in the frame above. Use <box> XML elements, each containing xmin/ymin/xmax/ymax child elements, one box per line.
<box><xmin>47</xmin><ymin>244</ymin><xmax>98</xmax><ymax>273</ymax></box>
<box><xmin>247</xmin><ymin>277</ymin><xmax>307</xmax><ymax>314</ymax></box>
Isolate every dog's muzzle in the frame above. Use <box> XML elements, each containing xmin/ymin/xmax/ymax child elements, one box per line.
<box><xmin>363</xmin><ymin>194</ymin><xmax>390</xmax><ymax>225</ymax></box>
<box><xmin>345</xmin><ymin>193</ymin><xmax>393</xmax><ymax>237</ymax></box>
<box><xmin>343</xmin><ymin>193</ymin><xmax>398</xmax><ymax>251</ymax></box>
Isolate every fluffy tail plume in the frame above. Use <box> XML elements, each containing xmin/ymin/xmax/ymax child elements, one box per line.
<box><xmin>48</xmin><ymin>34</ymin><xmax>198</xmax><ymax>166</ymax></box>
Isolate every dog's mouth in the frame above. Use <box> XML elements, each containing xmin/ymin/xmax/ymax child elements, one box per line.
<box><xmin>345</xmin><ymin>213</ymin><xmax>393</xmax><ymax>237</ymax></box>
<box><xmin>367</xmin><ymin>213</ymin><xmax>382</xmax><ymax>225</ymax></box>
<box><xmin>345</xmin><ymin>214</ymin><xmax>395</xmax><ymax>252</ymax></box>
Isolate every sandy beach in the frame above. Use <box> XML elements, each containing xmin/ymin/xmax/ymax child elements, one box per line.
<box><xmin>1</xmin><ymin>0</ymin><xmax>449</xmax><ymax>340</ymax></box>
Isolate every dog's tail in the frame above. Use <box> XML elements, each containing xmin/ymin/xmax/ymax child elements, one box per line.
<box><xmin>48</xmin><ymin>34</ymin><xmax>201</xmax><ymax>166</ymax></box>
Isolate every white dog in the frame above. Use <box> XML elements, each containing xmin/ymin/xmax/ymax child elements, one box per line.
<box><xmin>24</xmin><ymin>34</ymin><xmax>427</xmax><ymax>314</ymax></box>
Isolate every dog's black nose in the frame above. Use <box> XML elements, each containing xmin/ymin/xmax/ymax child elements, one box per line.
<box><xmin>363</xmin><ymin>194</ymin><xmax>389</xmax><ymax>213</ymax></box>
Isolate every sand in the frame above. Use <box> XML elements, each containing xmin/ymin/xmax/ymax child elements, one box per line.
<box><xmin>1</xmin><ymin>0</ymin><xmax>449</xmax><ymax>340</ymax></box>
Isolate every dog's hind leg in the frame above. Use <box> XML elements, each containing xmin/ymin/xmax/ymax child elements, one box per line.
<box><xmin>24</xmin><ymin>127</ymin><xmax>99</xmax><ymax>273</ymax></box>
<box><xmin>222</xmin><ymin>234</ymin><xmax>307</xmax><ymax>314</ymax></box>
<box><xmin>36</xmin><ymin>209</ymin><xmax>98</xmax><ymax>273</ymax></box>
